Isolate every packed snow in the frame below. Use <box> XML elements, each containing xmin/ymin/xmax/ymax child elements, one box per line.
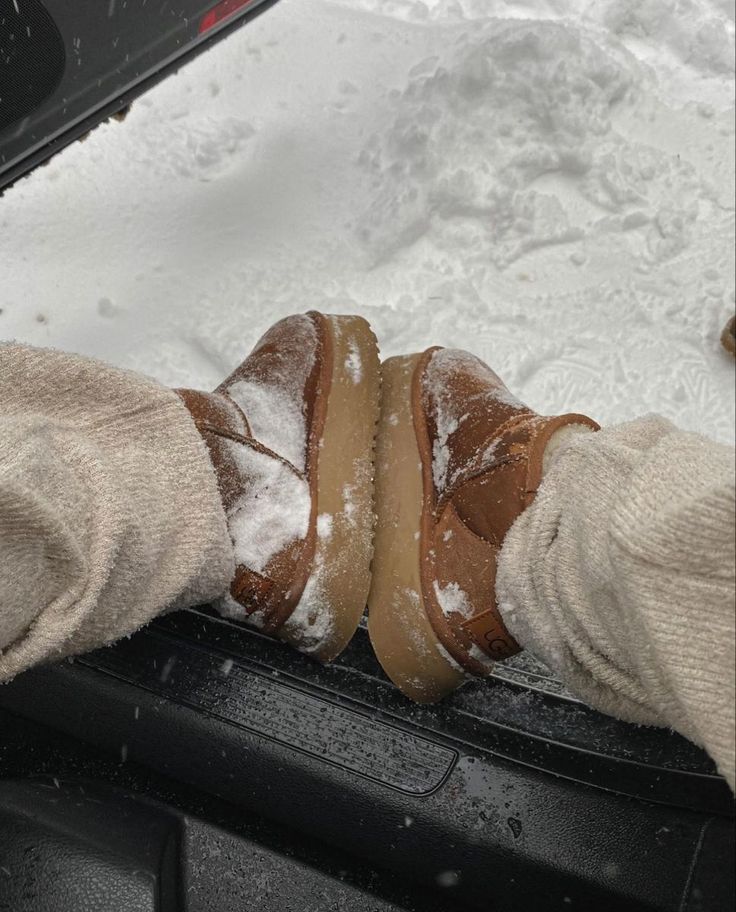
<box><xmin>1</xmin><ymin>0</ymin><xmax>734</xmax><ymax>444</ymax></box>
<box><xmin>433</xmin><ymin>580</ymin><xmax>475</xmax><ymax>619</ymax></box>
<box><xmin>222</xmin><ymin>440</ymin><xmax>311</xmax><ymax>574</ymax></box>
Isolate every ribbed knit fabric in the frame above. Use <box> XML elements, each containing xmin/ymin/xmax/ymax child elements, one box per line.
<box><xmin>497</xmin><ymin>416</ymin><xmax>736</xmax><ymax>790</ymax></box>
<box><xmin>0</xmin><ymin>343</ymin><xmax>234</xmax><ymax>682</ymax></box>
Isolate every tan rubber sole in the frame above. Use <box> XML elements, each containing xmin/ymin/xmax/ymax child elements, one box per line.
<box><xmin>367</xmin><ymin>354</ymin><xmax>466</xmax><ymax>703</ymax></box>
<box><xmin>279</xmin><ymin>315</ymin><xmax>381</xmax><ymax>662</ymax></box>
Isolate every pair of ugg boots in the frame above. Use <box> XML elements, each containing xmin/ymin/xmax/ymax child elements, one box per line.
<box><xmin>176</xmin><ymin>311</ymin><xmax>597</xmax><ymax>701</ymax></box>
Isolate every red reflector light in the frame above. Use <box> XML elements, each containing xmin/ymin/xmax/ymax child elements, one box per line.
<box><xmin>199</xmin><ymin>0</ymin><xmax>257</xmax><ymax>34</ymax></box>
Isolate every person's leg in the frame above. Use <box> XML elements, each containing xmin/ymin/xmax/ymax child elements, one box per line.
<box><xmin>0</xmin><ymin>343</ymin><xmax>234</xmax><ymax>681</ymax></box>
<box><xmin>368</xmin><ymin>347</ymin><xmax>735</xmax><ymax>790</ymax></box>
<box><xmin>0</xmin><ymin>311</ymin><xmax>381</xmax><ymax>679</ymax></box>
<box><xmin>497</xmin><ymin>416</ymin><xmax>736</xmax><ymax>788</ymax></box>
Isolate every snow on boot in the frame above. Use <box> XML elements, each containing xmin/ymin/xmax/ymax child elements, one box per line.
<box><xmin>178</xmin><ymin>312</ymin><xmax>380</xmax><ymax>662</ymax></box>
<box><xmin>368</xmin><ymin>348</ymin><xmax>598</xmax><ymax>702</ymax></box>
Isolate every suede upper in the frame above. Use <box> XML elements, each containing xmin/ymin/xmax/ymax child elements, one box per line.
<box><xmin>177</xmin><ymin>312</ymin><xmax>333</xmax><ymax>633</ymax></box>
<box><xmin>413</xmin><ymin>347</ymin><xmax>599</xmax><ymax>675</ymax></box>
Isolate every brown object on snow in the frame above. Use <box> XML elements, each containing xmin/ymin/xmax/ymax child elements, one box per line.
<box><xmin>722</xmin><ymin>316</ymin><xmax>736</xmax><ymax>358</ymax></box>
<box><xmin>178</xmin><ymin>312</ymin><xmax>380</xmax><ymax>662</ymax></box>
<box><xmin>368</xmin><ymin>347</ymin><xmax>599</xmax><ymax>703</ymax></box>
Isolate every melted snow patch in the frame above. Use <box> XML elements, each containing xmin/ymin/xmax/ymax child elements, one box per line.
<box><xmin>225</xmin><ymin>442</ymin><xmax>310</xmax><ymax>574</ymax></box>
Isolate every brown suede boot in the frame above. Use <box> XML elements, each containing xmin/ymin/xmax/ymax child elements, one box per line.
<box><xmin>368</xmin><ymin>347</ymin><xmax>598</xmax><ymax>702</ymax></box>
<box><xmin>177</xmin><ymin>312</ymin><xmax>380</xmax><ymax>662</ymax></box>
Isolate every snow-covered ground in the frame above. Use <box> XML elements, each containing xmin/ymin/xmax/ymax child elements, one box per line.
<box><xmin>1</xmin><ymin>0</ymin><xmax>734</xmax><ymax>440</ymax></box>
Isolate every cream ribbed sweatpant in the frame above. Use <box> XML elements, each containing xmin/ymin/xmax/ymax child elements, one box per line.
<box><xmin>0</xmin><ymin>344</ymin><xmax>234</xmax><ymax>682</ymax></box>
<box><xmin>1</xmin><ymin>344</ymin><xmax>734</xmax><ymax>788</ymax></box>
<box><xmin>497</xmin><ymin>418</ymin><xmax>735</xmax><ymax>789</ymax></box>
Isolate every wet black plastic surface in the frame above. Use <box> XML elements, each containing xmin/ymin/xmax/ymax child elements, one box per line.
<box><xmin>117</xmin><ymin>608</ymin><xmax>727</xmax><ymax>810</ymax></box>
<box><xmin>0</xmin><ymin>747</ymin><xmax>446</xmax><ymax>912</ymax></box>
<box><xmin>0</xmin><ymin>607</ymin><xmax>733</xmax><ymax>911</ymax></box>
<box><xmin>83</xmin><ymin>626</ymin><xmax>457</xmax><ymax>797</ymax></box>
